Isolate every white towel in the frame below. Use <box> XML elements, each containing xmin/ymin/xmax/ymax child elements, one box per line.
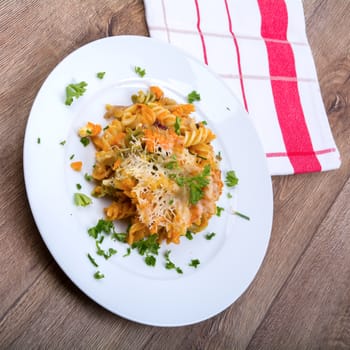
<box><xmin>143</xmin><ymin>0</ymin><xmax>341</xmax><ymax>175</ymax></box>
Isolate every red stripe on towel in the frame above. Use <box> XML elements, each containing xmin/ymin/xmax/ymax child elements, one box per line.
<box><xmin>266</xmin><ymin>148</ymin><xmax>336</xmax><ymax>158</ymax></box>
<box><xmin>258</xmin><ymin>0</ymin><xmax>321</xmax><ymax>173</ymax></box>
<box><xmin>224</xmin><ymin>0</ymin><xmax>249</xmax><ymax>111</ymax></box>
<box><xmin>194</xmin><ymin>0</ymin><xmax>208</xmax><ymax>64</ymax></box>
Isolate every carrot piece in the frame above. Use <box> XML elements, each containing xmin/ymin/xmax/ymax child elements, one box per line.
<box><xmin>70</xmin><ymin>161</ymin><xmax>83</xmax><ymax>171</ymax></box>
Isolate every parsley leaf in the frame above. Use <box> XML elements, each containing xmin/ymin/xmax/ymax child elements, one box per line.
<box><xmin>96</xmin><ymin>242</ymin><xmax>117</xmax><ymax>260</ymax></box>
<box><xmin>65</xmin><ymin>81</ymin><xmax>88</xmax><ymax>106</ymax></box>
<box><xmin>189</xmin><ymin>259</ymin><xmax>200</xmax><ymax>268</ymax></box>
<box><xmin>74</xmin><ymin>193</ymin><xmax>92</xmax><ymax>207</ymax></box>
<box><xmin>187</xmin><ymin>90</ymin><xmax>201</xmax><ymax>103</ymax></box>
<box><xmin>111</xmin><ymin>232</ymin><xmax>127</xmax><ymax>242</ymax></box>
<box><xmin>80</xmin><ymin>137</ymin><xmax>90</xmax><ymax>147</ymax></box>
<box><xmin>164</xmin><ymin>250</ymin><xmax>183</xmax><ymax>274</ymax></box>
<box><xmin>164</xmin><ymin>155</ymin><xmax>178</xmax><ymax>170</ymax></box>
<box><xmin>131</xmin><ymin>234</ymin><xmax>160</xmax><ymax>256</ymax></box>
<box><xmin>225</xmin><ymin>170</ymin><xmax>239</xmax><ymax>187</ymax></box>
<box><xmin>185</xmin><ymin>230</ymin><xmax>194</xmax><ymax>240</ymax></box>
<box><xmin>174</xmin><ymin>116</ymin><xmax>181</xmax><ymax>135</ymax></box>
<box><xmin>173</xmin><ymin>165</ymin><xmax>211</xmax><ymax>205</ymax></box>
<box><xmin>205</xmin><ymin>232</ymin><xmax>216</xmax><ymax>240</ymax></box>
<box><xmin>134</xmin><ymin>66</ymin><xmax>146</xmax><ymax>77</ymax></box>
<box><xmin>123</xmin><ymin>247</ymin><xmax>131</xmax><ymax>257</ymax></box>
<box><xmin>145</xmin><ymin>255</ymin><xmax>156</xmax><ymax>266</ymax></box>
<box><xmin>216</xmin><ymin>206</ymin><xmax>224</xmax><ymax>217</ymax></box>
<box><xmin>187</xmin><ymin>165</ymin><xmax>211</xmax><ymax>204</ymax></box>
<box><xmin>93</xmin><ymin>271</ymin><xmax>105</xmax><ymax>279</ymax></box>
<box><xmin>87</xmin><ymin>253</ymin><xmax>98</xmax><ymax>267</ymax></box>
<box><xmin>88</xmin><ymin>219</ymin><xmax>115</xmax><ymax>239</ymax></box>
<box><xmin>233</xmin><ymin>211</ymin><xmax>250</xmax><ymax>220</ymax></box>
<box><xmin>84</xmin><ymin>173</ymin><xmax>92</xmax><ymax>181</ymax></box>
<box><xmin>97</xmin><ymin>72</ymin><xmax>106</xmax><ymax>79</ymax></box>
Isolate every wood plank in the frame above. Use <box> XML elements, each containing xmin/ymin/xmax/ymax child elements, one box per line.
<box><xmin>247</xmin><ymin>176</ymin><xmax>350</xmax><ymax>349</ymax></box>
<box><xmin>0</xmin><ymin>0</ymin><xmax>148</xmax><ymax>319</ymax></box>
<box><xmin>0</xmin><ymin>0</ymin><xmax>349</xmax><ymax>349</ymax></box>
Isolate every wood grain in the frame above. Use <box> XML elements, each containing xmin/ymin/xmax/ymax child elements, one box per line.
<box><xmin>247</xmin><ymin>177</ymin><xmax>350</xmax><ymax>349</ymax></box>
<box><xmin>0</xmin><ymin>0</ymin><xmax>349</xmax><ymax>349</ymax></box>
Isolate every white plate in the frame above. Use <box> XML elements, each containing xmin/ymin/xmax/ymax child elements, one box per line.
<box><xmin>23</xmin><ymin>36</ymin><xmax>273</xmax><ymax>326</ymax></box>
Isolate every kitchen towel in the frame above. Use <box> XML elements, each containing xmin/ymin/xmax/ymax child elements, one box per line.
<box><xmin>143</xmin><ymin>0</ymin><xmax>341</xmax><ymax>175</ymax></box>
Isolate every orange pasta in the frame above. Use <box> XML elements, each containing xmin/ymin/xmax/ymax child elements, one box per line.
<box><xmin>80</xmin><ymin>87</ymin><xmax>223</xmax><ymax>245</ymax></box>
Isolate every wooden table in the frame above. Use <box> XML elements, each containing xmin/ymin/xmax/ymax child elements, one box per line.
<box><xmin>1</xmin><ymin>1</ymin><xmax>349</xmax><ymax>348</ymax></box>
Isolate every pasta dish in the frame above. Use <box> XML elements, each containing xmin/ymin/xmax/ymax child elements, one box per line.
<box><xmin>79</xmin><ymin>86</ymin><xmax>223</xmax><ymax>245</ymax></box>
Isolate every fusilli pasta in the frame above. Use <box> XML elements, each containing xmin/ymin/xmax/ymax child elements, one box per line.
<box><xmin>79</xmin><ymin>86</ymin><xmax>223</xmax><ymax>245</ymax></box>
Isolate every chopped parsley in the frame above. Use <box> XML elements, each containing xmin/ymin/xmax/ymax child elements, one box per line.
<box><xmin>173</xmin><ymin>165</ymin><xmax>211</xmax><ymax>205</ymax></box>
<box><xmin>233</xmin><ymin>211</ymin><xmax>250</xmax><ymax>221</ymax></box>
<box><xmin>189</xmin><ymin>259</ymin><xmax>200</xmax><ymax>268</ymax></box>
<box><xmin>216</xmin><ymin>206</ymin><xmax>224</xmax><ymax>217</ymax></box>
<box><xmin>227</xmin><ymin>192</ymin><xmax>233</xmax><ymax>199</ymax></box>
<box><xmin>134</xmin><ymin>66</ymin><xmax>146</xmax><ymax>77</ymax></box>
<box><xmin>187</xmin><ymin>90</ymin><xmax>201</xmax><ymax>103</ymax></box>
<box><xmin>164</xmin><ymin>250</ymin><xmax>183</xmax><ymax>274</ymax></box>
<box><xmin>164</xmin><ymin>155</ymin><xmax>178</xmax><ymax>170</ymax></box>
<box><xmin>205</xmin><ymin>232</ymin><xmax>216</xmax><ymax>240</ymax></box>
<box><xmin>88</xmin><ymin>219</ymin><xmax>115</xmax><ymax>239</ymax></box>
<box><xmin>106</xmin><ymin>248</ymin><xmax>117</xmax><ymax>258</ymax></box>
<box><xmin>97</xmin><ymin>72</ymin><xmax>106</xmax><ymax>79</ymax></box>
<box><xmin>111</xmin><ymin>232</ymin><xmax>127</xmax><ymax>242</ymax></box>
<box><xmin>65</xmin><ymin>81</ymin><xmax>88</xmax><ymax>106</ymax></box>
<box><xmin>84</xmin><ymin>173</ymin><xmax>92</xmax><ymax>181</ymax></box>
<box><xmin>93</xmin><ymin>271</ymin><xmax>105</xmax><ymax>279</ymax></box>
<box><xmin>96</xmin><ymin>241</ymin><xmax>117</xmax><ymax>260</ymax></box>
<box><xmin>74</xmin><ymin>193</ymin><xmax>92</xmax><ymax>207</ymax></box>
<box><xmin>59</xmin><ymin>140</ymin><xmax>66</xmax><ymax>146</ymax></box>
<box><xmin>76</xmin><ymin>183</ymin><xmax>82</xmax><ymax>190</ymax></box>
<box><xmin>123</xmin><ymin>247</ymin><xmax>131</xmax><ymax>257</ymax></box>
<box><xmin>185</xmin><ymin>230</ymin><xmax>194</xmax><ymax>240</ymax></box>
<box><xmin>145</xmin><ymin>255</ymin><xmax>156</xmax><ymax>266</ymax></box>
<box><xmin>37</xmin><ymin>137</ymin><xmax>41</xmax><ymax>144</ymax></box>
<box><xmin>225</xmin><ymin>170</ymin><xmax>239</xmax><ymax>187</ymax></box>
<box><xmin>87</xmin><ymin>253</ymin><xmax>98</xmax><ymax>267</ymax></box>
<box><xmin>80</xmin><ymin>137</ymin><xmax>90</xmax><ymax>147</ymax></box>
<box><xmin>174</xmin><ymin>116</ymin><xmax>181</xmax><ymax>135</ymax></box>
<box><xmin>131</xmin><ymin>234</ymin><xmax>160</xmax><ymax>256</ymax></box>
<box><xmin>131</xmin><ymin>234</ymin><xmax>160</xmax><ymax>267</ymax></box>
<box><xmin>69</xmin><ymin>154</ymin><xmax>75</xmax><ymax>160</ymax></box>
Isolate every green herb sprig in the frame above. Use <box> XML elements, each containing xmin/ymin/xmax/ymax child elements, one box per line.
<box><xmin>165</xmin><ymin>250</ymin><xmax>183</xmax><ymax>274</ymax></box>
<box><xmin>74</xmin><ymin>193</ymin><xmax>92</xmax><ymax>207</ymax></box>
<box><xmin>134</xmin><ymin>66</ymin><xmax>146</xmax><ymax>77</ymax></box>
<box><xmin>225</xmin><ymin>170</ymin><xmax>239</xmax><ymax>187</ymax></box>
<box><xmin>65</xmin><ymin>81</ymin><xmax>88</xmax><ymax>105</ymax></box>
<box><xmin>187</xmin><ymin>90</ymin><xmax>201</xmax><ymax>103</ymax></box>
<box><xmin>173</xmin><ymin>165</ymin><xmax>211</xmax><ymax>205</ymax></box>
